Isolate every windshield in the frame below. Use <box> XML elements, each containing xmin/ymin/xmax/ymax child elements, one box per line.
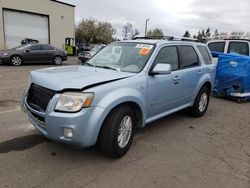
<box><xmin>87</xmin><ymin>42</ymin><xmax>154</xmax><ymax>73</ymax></box>
<box><xmin>12</xmin><ymin>44</ymin><xmax>31</xmax><ymax>51</ymax></box>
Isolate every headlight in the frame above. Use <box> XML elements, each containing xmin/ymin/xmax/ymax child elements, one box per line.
<box><xmin>55</xmin><ymin>92</ymin><xmax>94</xmax><ymax>112</ymax></box>
<box><xmin>3</xmin><ymin>53</ymin><xmax>8</xmax><ymax>56</ymax></box>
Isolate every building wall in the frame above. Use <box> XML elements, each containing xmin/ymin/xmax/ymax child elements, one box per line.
<box><xmin>0</xmin><ymin>0</ymin><xmax>75</xmax><ymax>50</ymax></box>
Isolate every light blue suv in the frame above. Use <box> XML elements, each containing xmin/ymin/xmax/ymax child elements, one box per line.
<box><xmin>21</xmin><ymin>38</ymin><xmax>215</xmax><ymax>158</ymax></box>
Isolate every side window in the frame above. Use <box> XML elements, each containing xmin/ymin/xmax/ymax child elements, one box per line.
<box><xmin>178</xmin><ymin>46</ymin><xmax>199</xmax><ymax>68</ymax></box>
<box><xmin>154</xmin><ymin>46</ymin><xmax>178</xmax><ymax>71</ymax></box>
<box><xmin>30</xmin><ymin>45</ymin><xmax>42</xmax><ymax>51</ymax></box>
<box><xmin>208</xmin><ymin>42</ymin><xmax>225</xmax><ymax>53</ymax></box>
<box><xmin>198</xmin><ymin>46</ymin><xmax>212</xmax><ymax>65</ymax></box>
<box><xmin>42</xmin><ymin>45</ymin><xmax>54</xmax><ymax>51</ymax></box>
<box><xmin>228</xmin><ymin>42</ymin><xmax>249</xmax><ymax>55</ymax></box>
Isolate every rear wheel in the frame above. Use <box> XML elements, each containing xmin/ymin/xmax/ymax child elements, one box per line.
<box><xmin>188</xmin><ymin>86</ymin><xmax>210</xmax><ymax>117</ymax></box>
<box><xmin>54</xmin><ymin>56</ymin><xmax>63</xmax><ymax>65</ymax></box>
<box><xmin>99</xmin><ymin>105</ymin><xmax>135</xmax><ymax>158</ymax></box>
<box><xmin>11</xmin><ymin>56</ymin><xmax>22</xmax><ymax>66</ymax></box>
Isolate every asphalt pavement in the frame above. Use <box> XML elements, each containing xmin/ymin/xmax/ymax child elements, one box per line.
<box><xmin>0</xmin><ymin>57</ymin><xmax>250</xmax><ymax>188</ymax></box>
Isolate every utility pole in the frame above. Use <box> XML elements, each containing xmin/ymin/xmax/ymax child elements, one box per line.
<box><xmin>145</xmin><ymin>18</ymin><xmax>150</xmax><ymax>37</ymax></box>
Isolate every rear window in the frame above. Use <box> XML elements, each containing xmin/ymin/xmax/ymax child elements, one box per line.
<box><xmin>228</xmin><ymin>42</ymin><xmax>249</xmax><ymax>56</ymax></box>
<box><xmin>198</xmin><ymin>46</ymin><xmax>212</xmax><ymax>65</ymax></box>
<box><xmin>208</xmin><ymin>42</ymin><xmax>225</xmax><ymax>53</ymax></box>
<box><xmin>178</xmin><ymin>46</ymin><xmax>199</xmax><ymax>68</ymax></box>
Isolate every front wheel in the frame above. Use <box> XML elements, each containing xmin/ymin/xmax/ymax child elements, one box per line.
<box><xmin>188</xmin><ymin>86</ymin><xmax>210</xmax><ymax>117</ymax></box>
<box><xmin>54</xmin><ymin>56</ymin><xmax>63</xmax><ymax>65</ymax></box>
<box><xmin>99</xmin><ymin>105</ymin><xmax>135</xmax><ymax>158</ymax></box>
<box><xmin>11</xmin><ymin>56</ymin><xmax>23</xmax><ymax>66</ymax></box>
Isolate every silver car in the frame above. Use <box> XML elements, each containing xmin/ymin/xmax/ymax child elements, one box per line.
<box><xmin>21</xmin><ymin>38</ymin><xmax>215</xmax><ymax>158</ymax></box>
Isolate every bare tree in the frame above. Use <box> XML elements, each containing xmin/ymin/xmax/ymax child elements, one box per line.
<box><xmin>122</xmin><ymin>23</ymin><xmax>140</xmax><ymax>40</ymax></box>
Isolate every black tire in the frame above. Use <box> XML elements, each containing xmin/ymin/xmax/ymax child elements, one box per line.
<box><xmin>99</xmin><ymin>105</ymin><xmax>135</xmax><ymax>158</ymax></box>
<box><xmin>188</xmin><ymin>86</ymin><xmax>210</xmax><ymax>117</ymax></box>
<box><xmin>54</xmin><ymin>56</ymin><xmax>63</xmax><ymax>65</ymax></box>
<box><xmin>10</xmin><ymin>55</ymin><xmax>23</xmax><ymax>66</ymax></box>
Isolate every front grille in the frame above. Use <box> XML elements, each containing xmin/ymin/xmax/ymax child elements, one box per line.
<box><xmin>27</xmin><ymin>84</ymin><xmax>56</xmax><ymax>112</ymax></box>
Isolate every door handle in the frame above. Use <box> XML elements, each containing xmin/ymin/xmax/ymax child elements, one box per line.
<box><xmin>173</xmin><ymin>76</ymin><xmax>180</xmax><ymax>81</ymax></box>
<box><xmin>197</xmin><ymin>70</ymin><xmax>203</xmax><ymax>75</ymax></box>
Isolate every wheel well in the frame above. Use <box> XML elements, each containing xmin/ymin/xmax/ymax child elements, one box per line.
<box><xmin>106</xmin><ymin>102</ymin><xmax>143</xmax><ymax>129</ymax></box>
<box><xmin>202</xmin><ymin>82</ymin><xmax>212</xmax><ymax>94</ymax></box>
<box><xmin>54</xmin><ymin>55</ymin><xmax>62</xmax><ymax>58</ymax></box>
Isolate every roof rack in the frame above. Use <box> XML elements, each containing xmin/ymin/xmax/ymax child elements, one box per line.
<box><xmin>133</xmin><ymin>36</ymin><xmax>175</xmax><ymax>40</ymax></box>
<box><xmin>210</xmin><ymin>33</ymin><xmax>250</xmax><ymax>41</ymax></box>
<box><xmin>132</xmin><ymin>36</ymin><xmax>199</xmax><ymax>42</ymax></box>
<box><xmin>174</xmin><ymin>37</ymin><xmax>199</xmax><ymax>42</ymax></box>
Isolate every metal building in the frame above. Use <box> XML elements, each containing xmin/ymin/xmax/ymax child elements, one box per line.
<box><xmin>0</xmin><ymin>0</ymin><xmax>75</xmax><ymax>50</ymax></box>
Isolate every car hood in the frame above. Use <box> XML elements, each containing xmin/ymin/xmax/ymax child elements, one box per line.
<box><xmin>30</xmin><ymin>66</ymin><xmax>135</xmax><ymax>91</ymax></box>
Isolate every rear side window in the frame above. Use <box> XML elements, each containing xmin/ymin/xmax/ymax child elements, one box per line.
<box><xmin>154</xmin><ymin>46</ymin><xmax>179</xmax><ymax>71</ymax></box>
<box><xmin>42</xmin><ymin>45</ymin><xmax>54</xmax><ymax>51</ymax></box>
<box><xmin>228</xmin><ymin>42</ymin><xmax>249</xmax><ymax>55</ymax></box>
<box><xmin>198</xmin><ymin>46</ymin><xmax>212</xmax><ymax>65</ymax></box>
<box><xmin>178</xmin><ymin>46</ymin><xmax>199</xmax><ymax>68</ymax></box>
<box><xmin>208</xmin><ymin>42</ymin><xmax>225</xmax><ymax>53</ymax></box>
<box><xmin>30</xmin><ymin>45</ymin><xmax>42</xmax><ymax>51</ymax></box>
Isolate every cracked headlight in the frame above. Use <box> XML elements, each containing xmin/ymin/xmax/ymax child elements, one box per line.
<box><xmin>55</xmin><ymin>92</ymin><xmax>94</xmax><ymax>112</ymax></box>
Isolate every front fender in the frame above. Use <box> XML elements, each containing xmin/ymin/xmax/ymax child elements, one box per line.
<box><xmin>84</xmin><ymin>87</ymin><xmax>147</xmax><ymax>145</ymax></box>
<box><xmin>97</xmin><ymin>87</ymin><xmax>147</xmax><ymax>121</ymax></box>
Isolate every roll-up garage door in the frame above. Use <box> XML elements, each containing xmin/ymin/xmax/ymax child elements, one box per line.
<box><xmin>3</xmin><ymin>9</ymin><xmax>49</xmax><ymax>49</ymax></box>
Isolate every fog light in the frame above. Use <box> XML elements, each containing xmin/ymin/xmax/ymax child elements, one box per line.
<box><xmin>64</xmin><ymin>128</ymin><xmax>73</xmax><ymax>138</ymax></box>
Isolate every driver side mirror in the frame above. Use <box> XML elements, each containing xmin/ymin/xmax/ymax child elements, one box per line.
<box><xmin>150</xmin><ymin>63</ymin><xmax>172</xmax><ymax>75</ymax></box>
<box><xmin>26</xmin><ymin>49</ymin><xmax>31</xmax><ymax>53</ymax></box>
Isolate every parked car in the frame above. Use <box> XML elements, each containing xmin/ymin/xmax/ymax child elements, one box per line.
<box><xmin>207</xmin><ymin>39</ymin><xmax>250</xmax><ymax>64</ymax></box>
<box><xmin>0</xmin><ymin>44</ymin><xmax>67</xmax><ymax>66</ymax></box>
<box><xmin>21</xmin><ymin>38</ymin><xmax>215</xmax><ymax>158</ymax></box>
<box><xmin>78</xmin><ymin>44</ymin><xmax>106</xmax><ymax>63</ymax></box>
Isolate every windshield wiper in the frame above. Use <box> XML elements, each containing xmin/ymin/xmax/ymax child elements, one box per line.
<box><xmin>85</xmin><ymin>62</ymin><xmax>94</xmax><ymax>67</ymax></box>
<box><xmin>94</xmin><ymin>65</ymin><xmax>118</xmax><ymax>71</ymax></box>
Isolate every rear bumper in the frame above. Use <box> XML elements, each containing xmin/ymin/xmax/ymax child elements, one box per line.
<box><xmin>21</xmin><ymin>92</ymin><xmax>105</xmax><ymax>148</ymax></box>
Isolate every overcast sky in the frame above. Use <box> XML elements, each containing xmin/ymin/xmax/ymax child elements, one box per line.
<box><xmin>62</xmin><ymin>0</ymin><xmax>250</xmax><ymax>38</ymax></box>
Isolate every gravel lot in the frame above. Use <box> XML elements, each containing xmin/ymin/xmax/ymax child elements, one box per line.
<box><xmin>0</xmin><ymin>57</ymin><xmax>250</xmax><ymax>188</ymax></box>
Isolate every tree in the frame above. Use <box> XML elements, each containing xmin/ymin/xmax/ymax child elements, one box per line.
<box><xmin>183</xmin><ymin>30</ymin><xmax>191</xmax><ymax>38</ymax></box>
<box><xmin>214</xmin><ymin>29</ymin><xmax>219</xmax><ymax>36</ymax></box>
<box><xmin>75</xmin><ymin>18</ymin><xmax>116</xmax><ymax>44</ymax></box>
<box><xmin>201</xmin><ymin>29</ymin><xmax>205</xmax><ymax>37</ymax></box>
<box><xmin>205</xmin><ymin>28</ymin><xmax>211</xmax><ymax>37</ymax></box>
<box><xmin>147</xmin><ymin>28</ymin><xmax>164</xmax><ymax>37</ymax></box>
<box><xmin>197</xmin><ymin>30</ymin><xmax>203</xmax><ymax>42</ymax></box>
<box><xmin>95</xmin><ymin>22</ymin><xmax>116</xmax><ymax>43</ymax></box>
<box><xmin>122</xmin><ymin>23</ymin><xmax>140</xmax><ymax>40</ymax></box>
